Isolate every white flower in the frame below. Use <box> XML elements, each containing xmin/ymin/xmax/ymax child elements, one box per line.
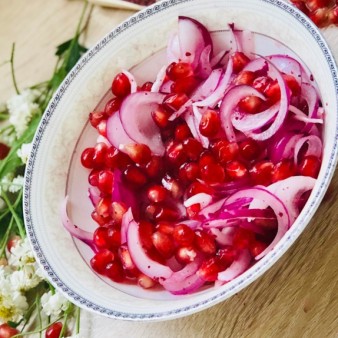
<box><xmin>63</xmin><ymin>334</ymin><xmax>82</xmax><ymax>338</ymax></box>
<box><xmin>8</xmin><ymin>237</ymin><xmax>35</xmax><ymax>268</ymax></box>
<box><xmin>17</xmin><ymin>142</ymin><xmax>32</xmax><ymax>164</ymax></box>
<box><xmin>10</xmin><ymin>265</ymin><xmax>42</xmax><ymax>292</ymax></box>
<box><xmin>41</xmin><ymin>290</ymin><xmax>69</xmax><ymax>317</ymax></box>
<box><xmin>0</xmin><ymin>173</ymin><xmax>13</xmax><ymax>193</ymax></box>
<box><xmin>7</xmin><ymin>89</ymin><xmax>39</xmax><ymax>137</ymax></box>
<box><xmin>8</xmin><ymin>175</ymin><xmax>24</xmax><ymax>193</ymax></box>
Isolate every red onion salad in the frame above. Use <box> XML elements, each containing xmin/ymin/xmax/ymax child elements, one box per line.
<box><xmin>63</xmin><ymin>17</ymin><xmax>324</xmax><ymax>295</ymax></box>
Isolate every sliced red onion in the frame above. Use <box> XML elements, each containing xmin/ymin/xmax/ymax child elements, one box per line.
<box><xmin>289</xmin><ymin>105</ymin><xmax>323</xmax><ymax>124</ymax></box>
<box><xmin>168</xmin><ymin>99</ymin><xmax>193</xmax><ymax>121</ymax></box>
<box><xmin>210</xmin><ymin>227</ymin><xmax>234</xmax><ymax>246</ymax></box>
<box><xmin>167</xmin><ymin>33</ymin><xmax>180</xmax><ymax>64</ymax></box>
<box><xmin>199</xmin><ymin>198</ymin><xmax>227</xmax><ymax>218</ymax></box>
<box><xmin>228</xmin><ymin>24</ymin><xmax>241</xmax><ymax>52</ymax></box>
<box><xmin>225</xmin><ymin>187</ymin><xmax>290</xmax><ymax>259</ymax></box>
<box><xmin>151</xmin><ymin>66</ymin><xmax>167</xmax><ymax>93</ymax></box>
<box><xmin>166</xmin><ymin>256</ymin><xmax>184</xmax><ymax>272</ymax></box>
<box><xmin>301</xmin><ymin>82</ymin><xmax>319</xmax><ymax>118</ymax></box>
<box><xmin>127</xmin><ymin>220</ymin><xmax>173</xmax><ymax>279</ymax></box>
<box><xmin>281</xmin><ymin>134</ymin><xmax>303</xmax><ymax>160</ymax></box>
<box><xmin>294</xmin><ymin>135</ymin><xmax>322</xmax><ymax>165</ymax></box>
<box><xmin>194</xmin><ymin>59</ymin><xmax>233</xmax><ymax>108</ymax></box>
<box><xmin>184</xmin><ymin>193</ymin><xmax>213</xmax><ymax>208</ymax></box>
<box><xmin>217</xmin><ymin>249</ymin><xmax>251</xmax><ymax>282</ymax></box>
<box><xmin>192</xmin><ymin>105</ymin><xmax>210</xmax><ymax>148</ymax></box>
<box><xmin>177</xmin><ymin>219</ymin><xmax>201</xmax><ymax>230</ymax></box>
<box><xmin>88</xmin><ymin>187</ymin><xmax>100</xmax><ymax>207</ymax></box>
<box><xmin>241</xmin><ymin>30</ymin><xmax>254</xmax><ymax>57</ymax></box>
<box><xmin>121</xmin><ymin>70</ymin><xmax>138</xmax><ymax>93</ymax></box>
<box><xmin>106</xmin><ymin>112</ymin><xmax>135</xmax><ymax>150</ymax></box>
<box><xmin>242</xmin><ymin>57</ymin><xmax>266</xmax><ymax>73</ymax></box>
<box><xmin>61</xmin><ymin>196</ymin><xmax>96</xmax><ymax>252</ymax></box>
<box><xmin>183</xmin><ymin>109</ymin><xmax>209</xmax><ymax>149</ymax></box>
<box><xmin>161</xmin><ymin>273</ymin><xmax>205</xmax><ymax>295</ymax></box>
<box><xmin>203</xmin><ymin>219</ymin><xmax>238</xmax><ymax>229</ymax></box>
<box><xmin>210</xmin><ymin>50</ymin><xmax>227</xmax><ymax>68</ymax></box>
<box><xmin>196</xmin><ymin>45</ymin><xmax>213</xmax><ymax>79</ymax></box>
<box><xmin>119</xmin><ymin>92</ymin><xmax>165</xmax><ymax>155</ymax></box>
<box><xmin>160</xmin><ymin>80</ymin><xmax>174</xmax><ymax>94</ymax></box>
<box><xmin>120</xmin><ymin>208</ymin><xmax>133</xmax><ymax>245</ymax></box>
<box><xmin>220</xmin><ymin>84</ymin><xmax>265</xmax><ymax>142</ymax></box>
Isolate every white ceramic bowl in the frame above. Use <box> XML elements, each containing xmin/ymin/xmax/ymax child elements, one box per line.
<box><xmin>24</xmin><ymin>0</ymin><xmax>338</xmax><ymax>321</ymax></box>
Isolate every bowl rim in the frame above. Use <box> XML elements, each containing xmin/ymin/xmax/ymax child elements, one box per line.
<box><xmin>24</xmin><ymin>0</ymin><xmax>338</xmax><ymax>321</ymax></box>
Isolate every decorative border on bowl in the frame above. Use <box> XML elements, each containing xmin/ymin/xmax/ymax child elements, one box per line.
<box><xmin>24</xmin><ymin>0</ymin><xmax>338</xmax><ymax>320</ymax></box>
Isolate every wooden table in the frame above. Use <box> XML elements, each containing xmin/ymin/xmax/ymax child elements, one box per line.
<box><xmin>1</xmin><ymin>1</ymin><xmax>337</xmax><ymax>337</ymax></box>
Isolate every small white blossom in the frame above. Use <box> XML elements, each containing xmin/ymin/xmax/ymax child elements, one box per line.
<box><xmin>17</xmin><ymin>142</ymin><xmax>32</xmax><ymax>164</ymax></box>
<box><xmin>10</xmin><ymin>265</ymin><xmax>42</xmax><ymax>292</ymax></box>
<box><xmin>9</xmin><ymin>175</ymin><xmax>24</xmax><ymax>193</ymax></box>
<box><xmin>41</xmin><ymin>290</ymin><xmax>69</xmax><ymax>317</ymax></box>
<box><xmin>0</xmin><ymin>173</ymin><xmax>13</xmax><ymax>193</ymax></box>
<box><xmin>8</xmin><ymin>237</ymin><xmax>35</xmax><ymax>268</ymax></box>
<box><xmin>7</xmin><ymin>89</ymin><xmax>39</xmax><ymax>137</ymax></box>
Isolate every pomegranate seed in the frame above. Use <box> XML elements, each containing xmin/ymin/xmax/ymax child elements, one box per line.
<box><xmin>160</xmin><ymin>123</ymin><xmax>176</xmax><ymax>142</ymax></box>
<box><xmin>239</xmin><ymin>139</ymin><xmax>261</xmax><ymax>161</ymax></box>
<box><xmin>186</xmin><ymin>203</ymin><xmax>201</xmax><ymax>219</ymax></box>
<box><xmin>174</xmin><ymin>123</ymin><xmax>192</xmax><ymax>141</ymax></box>
<box><xmin>105</xmin><ymin>260</ymin><xmax>125</xmax><ymax>282</ymax></box>
<box><xmin>238</xmin><ymin>96</ymin><xmax>264</xmax><ymax>114</ymax></box>
<box><xmin>272</xmin><ymin>159</ymin><xmax>297</xmax><ymax>182</ymax></box>
<box><xmin>186</xmin><ymin>181</ymin><xmax>213</xmax><ymax>197</ymax></box>
<box><xmin>138</xmin><ymin>220</ymin><xmax>154</xmax><ymax>250</ymax></box>
<box><xmin>93</xmin><ymin>227</ymin><xmax>109</xmax><ymax>249</ymax></box>
<box><xmin>92</xmin><ymin>143</ymin><xmax>108</xmax><ymax>169</ymax></box>
<box><xmin>298</xmin><ymin>155</ymin><xmax>321</xmax><ymax>178</ymax></box>
<box><xmin>225</xmin><ymin>160</ymin><xmax>248</xmax><ymax>180</ymax></box>
<box><xmin>111</xmin><ymin>202</ymin><xmax>127</xmax><ymax>225</ymax></box>
<box><xmin>264</xmin><ymin>80</ymin><xmax>281</xmax><ymax>104</ymax></box>
<box><xmin>253</xmin><ymin>76</ymin><xmax>271</xmax><ymax>93</ymax></box>
<box><xmin>173</xmin><ymin>224</ymin><xmax>195</xmax><ymax>246</ymax></box>
<box><xmin>123</xmin><ymin>165</ymin><xmax>148</xmax><ymax>189</ymax></box>
<box><xmin>234</xmin><ymin>70</ymin><xmax>256</xmax><ymax>85</ymax></box>
<box><xmin>183</xmin><ymin>138</ymin><xmax>203</xmax><ymax>161</ymax></box>
<box><xmin>152</xmin><ymin>107</ymin><xmax>170</xmax><ymax>128</ymax></box>
<box><xmin>81</xmin><ymin>147</ymin><xmax>95</xmax><ymax>168</ymax></box>
<box><xmin>163</xmin><ymin>93</ymin><xmax>189</xmax><ymax>111</ymax></box>
<box><xmin>200</xmin><ymin>162</ymin><xmax>225</xmax><ymax>184</ymax></box>
<box><xmin>166</xmin><ymin>62</ymin><xmax>194</xmax><ymax>80</ymax></box>
<box><xmin>90</xmin><ymin>249</ymin><xmax>114</xmax><ymax>274</ymax></box>
<box><xmin>283</xmin><ymin>74</ymin><xmax>300</xmax><ymax>96</ymax></box>
<box><xmin>147</xmin><ymin>185</ymin><xmax>167</xmax><ymax>203</ymax></box>
<box><xmin>231</xmin><ymin>52</ymin><xmax>250</xmax><ymax>73</ymax></box>
<box><xmin>199</xmin><ymin>109</ymin><xmax>221</xmax><ymax>137</ymax></box>
<box><xmin>179</xmin><ymin>162</ymin><xmax>200</xmax><ymax>182</ymax></box>
<box><xmin>105</xmin><ymin>147</ymin><xmax>118</xmax><ymax>169</ymax></box>
<box><xmin>120</xmin><ymin>144</ymin><xmax>151</xmax><ymax>164</ymax></box>
<box><xmin>162</xmin><ymin>175</ymin><xmax>184</xmax><ymax>199</ymax></box>
<box><xmin>155</xmin><ymin>206</ymin><xmax>179</xmax><ymax>222</ymax></box>
<box><xmin>112</xmin><ymin>72</ymin><xmax>131</xmax><ymax>97</ymax></box>
<box><xmin>175</xmin><ymin>245</ymin><xmax>198</xmax><ymax>264</ymax></box>
<box><xmin>328</xmin><ymin>5</ymin><xmax>338</xmax><ymax>25</ymax></box>
<box><xmin>145</xmin><ymin>156</ymin><xmax>164</xmax><ymax>179</ymax></box>
<box><xmin>212</xmin><ymin>140</ymin><xmax>239</xmax><ymax>164</ymax></box>
<box><xmin>233</xmin><ymin>228</ymin><xmax>255</xmax><ymax>249</ymax></box>
<box><xmin>7</xmin><ymin>236</ymin><xmax>21</xmax><ymax>252</ymax></box>
<box><xmin>171</xmin><ymin>76</ymin><xmax>199</xmax><ymax>95</ymax></box>
<box><xmin>195</xmin><ymin>230</ymin><xmax>216</xmax><ymax>255</ymax></box>
<box><xmin>0</xmin><ymin>143</ymin><xmax>10</xmax><ymax>160</ymax></box>
<box><xmin>97</xmin><ymin>120</ymin><xmax>107</xmax><ymax>137</ymax></box>
<box><xmin>141</xmin><ymin>81</ymin><xmax>153</xmax><ymax>91</ymax></box>
<box><xmin>45</xmin><ymin>322</ymin><xmax>63</xmax><ymax>338</ymax></box>
<box><xmin>97</xmin><ymin>170</ymin><xmax>114</xmax><ymax>194</ymax></box>
<box><xmin>156</xmin><ymin>222</ymin><xmax>175</xmax><ymax>235</ymax></box>
<box><xmin>199</xmin><ymin>150</ymin><xmax>216</xmax><ymax>167</ymax></box>
<box><xmin>138</xmin><ymin>274</ymin><xmax>156</xmax><ymax>288</ymax></box>
<box><xmin>88</xmin><ymin>169</ymin><xmax>100</xmax><ymax>186</ymax></box>
<box><xmin>105</xmin><ymin>97</ymin><xmax>122</xmax><ymax>116</ymax></box>
<box><xmin>118</xmin><ymin>246</ymin><xmax>137</xmax><ymax>271</ymax></box>
<box><xmin>250</xmin><ymin>161</ymin><xmax>274</xmax><ymax>186</ymax></box>
<box><xmin>107</xmin><ymin>227</ymin><xmax>122</xmax><ymax>249</ymax></box>
<box><xmin>152</xmin><ymin>231</ymin><xmax>175</xmax><ymax>258</ymax></box>
<box><xmin>306</xmin><ymin>0</ymin><xmax>335</xmax><ymax>11</ymax></box>
<box><xmin>96</xmin><ymin>197</ymin><xmax>111</xmax><ymax>218</ymax></box>
<box><xmin>166</xmin><ymin>141</ymin><xmax>188</xmax><ymax>166</ymax></box>
<box><xmin>89</xmin><ymin>111</ymin><xmax>106</xmax><ymax>128</ymax></box>
<box><xmin>250</xmin><ymin>240</ymin><xmax>267</xmax><ymax>257</ymax></box>
<box><xmin>216</xmin><ymin>246</ymin><xmax>238</xmax><ymax>268</ymax></box>
<box><xmin>197</xmin><ymin>257</ymin><xmax>221</xmax><ymax>282</ymax></box>
<box><xmin>91</xmin><ymin>210</ymin><xmax>109</xmax><ymax>226</ymax></box>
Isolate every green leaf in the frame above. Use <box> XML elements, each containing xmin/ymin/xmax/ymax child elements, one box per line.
<box><xmin>65</xmin><ymin>40</ymin><xmax>87</xmax><ymax>73</ymax></box>
<box><xmin>55</xmin><ymin>39</ymin><xmax>72</xmax><ymax>57</ymax></box>
<box><xmin>50</xmin><ymin>67</ymin><xmax>67</xmax><ymax>91</ymax></box>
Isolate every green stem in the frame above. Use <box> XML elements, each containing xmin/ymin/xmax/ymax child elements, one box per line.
<box><xmin>10</xmin><ymin>43</ymin><xmax>20</xmax><ymax>95</ymax></box>
<box><xmin>75</xmin><ymin>307</ymin><xmax>81</xmax><ymax>334</ymax></box>
<box><xmin>0</xmin><ymin>113</ymin><xmax>9</xmax><ymax>120</ymax></box>
<box><xmin>36</xmin><ymin>296</ymin><xmax>42</xmax><ymax>338</ymax></box>
<box><xmin>0</xmin><ymin>217</ymin><xmax>14</xmax><ymax>257</ymax></box>
<box><xmin>0</xmin><ymin>124</ymin><xmax>14</xmax><ymax>135</ymax></box>
<box><xmin>20</xmin><ymin>297</ymin><xmax>39</xmax><ymax>332</ymax></box>
<box><xmin>59</xmin><ymin>313</ymin><xmax>68</xmax><ymax>338</ymax></box>
<box><xmin>1</xmin><ymin>190</ymin><xmax>25</xmax><ymax>238</ymax></box>
<box><xmin>0</xmin><ymin>189</ymin><xmax>22</xmax><ymax>225</ymax></box>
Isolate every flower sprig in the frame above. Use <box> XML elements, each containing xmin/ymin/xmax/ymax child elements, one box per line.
<box><xmin>0</xmin><ymin>1</ymin><xmax>92</xmax><ymax>336</ymax></box>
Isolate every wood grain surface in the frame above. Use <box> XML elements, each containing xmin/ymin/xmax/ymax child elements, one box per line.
<box><xmin>1</xmin><ymin>1</ymin><xmax>337</xmax><ymax>337</ymax></box>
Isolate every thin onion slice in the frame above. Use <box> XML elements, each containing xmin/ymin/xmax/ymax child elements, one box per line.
<box><xmin>151</xmin><ymin>66</ymin><xmax>167</xmax><ymax>93</ymax></box>
<box><xmin>294</xmin><ymin>135</ymin><xmax>322</xmax><ymax>165</ymax></box>
<box><xmin>120</xmin><ymin>208</ymin><xmax>133</xmax><ymax>245</ymax></box>
<box><xmin>161</xmin><ymin>274</ymin><xmax>205</xmax><ymax>295</ymax></box>
<box><xmin>121</xmin><ymin>70</ymin><xmax>138</xmax><ymax>93</ymax></box>
<box><xmin>289</xmin><ymin>105</ymin><xmax>323</xmax><ymax>124</ymax></box>
<box><xmin>88</xmin><ymin>187</ymin><xmax>100</xmax><ymax>207</ymax></box>
<box><xmin>184</xmin><ymin>192</ymin><xmax>213</xmax><ymax>208</ymax></box>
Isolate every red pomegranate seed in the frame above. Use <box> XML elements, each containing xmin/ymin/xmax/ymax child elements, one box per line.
<box><xmin>233</xmin><ymin>228</ymin><xmax>255</xmax><ymax>249</ymax></box>
<box><xmin>137</xmin><ymin>221</ymin><xmax>153</xmax><ymax>250</ymax></box>
<box><xmin>250</xmin><ymin>161</ymin><xmax>274</xmax><ymax>186</ymax></box>
<box><xmin>105</xmin><ymin>147</ymin><xmax>132</xmax><ymax>170</ymax></box>
<box><xmin>186</xmin><ymin>181</ymin><xmax>213</xmax><ymax>198</ymax></box>
<box><xmin>225</xmin><ymin>160</ymin><xmax>248</xmax><ymax>180</ymax></box>
<box><xmin>90</xmin><ymin>249</ymin><xmax>114</xmax><ymax>274</ymax></box>
<box><xmin>88</xmin><ymin>169</ymin><xmax>100</xmax><ymax>186</ymax></box>
<box><xmin>105</xmin><ymin>97</ymin><xmax>122</xmax><ymax>116</ymax></box>
<box><xmin>107</xmin><ymin>227</ymin><xmax>122</xmax><ymax>249</ymax></box>
<box><xmin>179</xmin><ymin>162</ymin><xmax>200</xmax><ymax>182</ymax></box>
<box><xmin>238</xmin><ymin>96</ymin><xmax>264</xmax><ymax>114</ymax></box>
<box><xmin>163</xmin><ymin>93</ymin><xmax>189</xmax><ymax>111</ymax></box>
<box><xmin>97</xmin><ymin>120</ymin><xmax>107</xmax><ymax>137</ymax></box>
<box><xmin>111</xmin><ymin>202</ymin><xmax>127</xmax><ymax>225</ymax></box>
<box><xmin>283</xmin><ymin>74</ymin><xmax>301</xmax><ymax>96</ymax></box>
<box><xmin>306</xmin><ymin>0</ymin><xmax>335</xmax><ymax>11</ymax></box>
<box><xmin>199</xmin><ymin>109</ymin><xmax>221</xmax><ymax>137</ymax></box>
<box><xmin>97</xmin><ymin>170</ymin><xmax>114</xmax><ymax>194</ymax></box>
<box><xmin>120</xmin><ymin>144</ymin><xmax>151</xmax><ymax>164</ymax></box>
<box><xmin>147</xmin><ymin>185</ymin><xmax>167</xmax><ymax>203</ymax></box>
<box><xmin>141</xmin><ymin>81</ymin><xmax>154</xmax><ymax>91</ymax></box>
<box><xmin>138</xmin><ymin>274</ymin><xmax>156</xmax><ymax>289</ymax></box>
<box><xmin>231</xmin><ymin>52</ymin><xmax>250</xmax><ymax>73</ymax></box>
<box><xmin>298</xmin><ymin>155</ymin><xmax>321</xmax><ymax>178</ymax></box>
<box><xmin>171</xmin><ymin>76</ymin><xmax>199</xmax><ymax>95</ymax></box>
<box><xmin>264</xmin><ymin>80</ymin><xmax>281</xmax><ymax>104</ymax></box>
<box><xmin>105</xmin><ymin>260</ymin><xmax>125</xmax><ymax>282</ymax></box>
<box><xmin>186</xmin><ymin>203</ymin><xmax>201</xmax><ymax>219</ymax></box>
<box><xmin>0</xmin><ymin>143</ymin><xmax>10</xmax><ymax>160</ymax></box>
<box><xmin>155</xmin><ymin>206</ymin><xmax>179</xmax><ymax>222</ymax></box>
<box><xmin>200</xmin><ymin>162</ymin><xmax>225</xmax><ymax>184</ymax></box>
<box><xmin>183</xmin><ymin>138</ymin><xmax>203</xmax><ymax>161</ymax></box>
<box><xmin>118</xmin><ymin>246</ymin><xmax>137</xmax><ymax>271</ymax></box>
<box><xmin>166</xmin><ymin>141</ymin><xmax>188</xmax><ymax>166</ymax></box>
<box><xmin>156</xmin><ymin>222</ymin><xmax>175</xmax><ymax>235</ymax></box>
<box><xmin>6</xmin><ymin>236</ymin><xmax>21</xmax><ymax>253</ymax></box>
<box><xmin>152</xmin><ymin>231</ymin><xmax>175</xmax><ymax>258</ymax></box>
<box><xmin>81</xmin><ymin>147</ymin><xmax>95</xmax><ymax>168</ymax></box>
<box><xmin>239</xmin><ymin>139</ymin><xmax>261</xmax><ymax>161</ymax></box>
<box><xmin>195</xmin><ymin>230</ymin><xmax>216</xmax><ymax>255</ymax></box>
<box><xmin>199</xmin><ymin>150</ymin><xmax>216</xmax><ymax>167</ymax></box>
<box><xmin>91</xmin><ymin>210</ymin><xmax>109</xmax><ymax>227</ymax></box>
<box><xmin>249</xmin><ymin>240</ymin><xmax>267</xmax><ymax>257</ymax></box>
<box><xmin>45</xmin><ymin>322</ymin><xmax>63</xmax><ymax>338</ymax></box>
<box><xmin>212</xmin><ymin>140</ymin><xmax>239</xmax><ymax>164</ymax></box>
<box><xmin>96</xmin><ymin>197</ymin><xmax>111</xmax><ymax>218</ymax></box>
<box><xmin>174</xmin><ymin>123</ymin><xmax>192</xmax><ymax>141</ymax></box>
<box><xmin>272</xmin><ymin>159</ymin><xmax>297</xmax><ymax>182</ymax></box>
<box><xmin>173</xmin><ymin>224</ymin><xmax>195</xmax><ymax>246</ymax></box>
<box><xmin>123</xmin><ymin>165</ymin><xmax>148</xmax><ymax>189</ymax></box>
<box><xmin>93</xmin><ymin>227</ymin><xmax>109</xmax><ymax>249</ymax></box>
<box><xmin>197</xmin><ymin>257</ymin><xmax>222</xmax><ymax>282</ymax></box>
<box><xmin>152</xmin><ymin>106</ymin><xmax>171</xmax><ymax>128</ymax></box>
<box><xmin>234</xmin><ymin>70</ymin><xmax>256</xmax><ymax>85</ymax></box>
<box><xmin>92</xmin><ymin>143</ymin><xmax>108</xmax><ymax>169</ymax></box>
<box><xmin>162</xmin><ymin>175</ymin><xmax>184</xmax><ymax>199</ymax></box>
<box><xmin>328</xmin><ymin>5</ymin><xmax>338</xmax><ymax>25</ymax></box>
<box><xmin>145</xmin><ymin>203</ymin><xmax>158</xmax><ymax>222</ymax></box>
<box><xmin>145</xmin><ymin>156</ymin><xmax>164</xmax><ymax>178</ymax></box>
<box><xmin>166</xmin><ymin>62</ymin><xmax>194</xmax><ymax>80</ymax></box>
<box><xmin>89</xmin><ymin>111</ymin><xmax>106</xmax><ymax>128</ymax></box>
<box><xmin>112</xmin><ymin>72</ymin><xmax>131</xmax><ymax>97</ymax></box>
<box><xmin>175</xmin><ymin>245</ymin><xmax>198</xmax><ymax>264</ymax></box>
<box><xmin>216</xmin><ymin>246</ymin><xmax>238</xmax><ymax>269</ymax></box>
